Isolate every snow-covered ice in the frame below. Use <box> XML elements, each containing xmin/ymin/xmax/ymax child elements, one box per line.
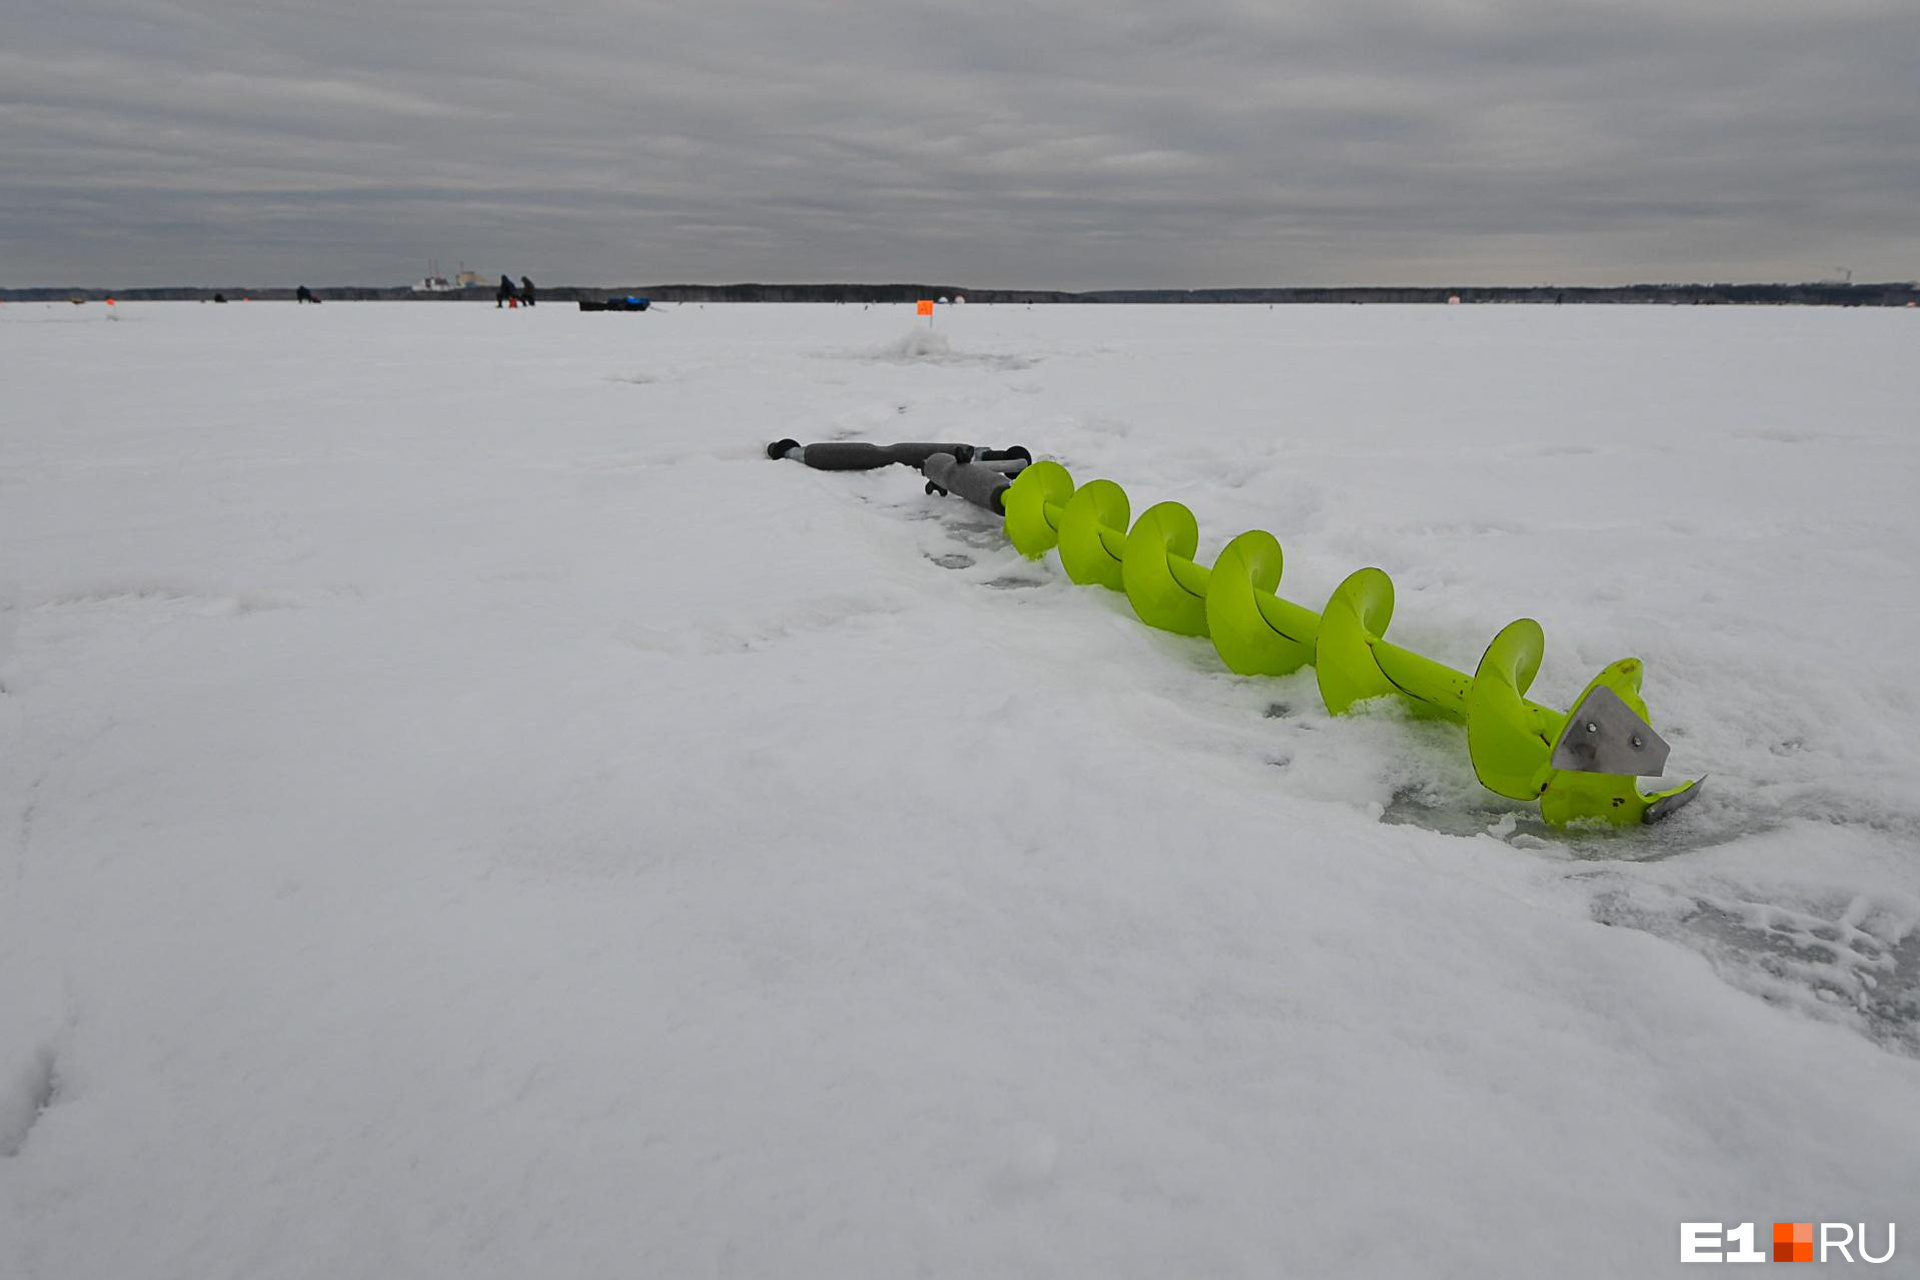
<box><xmin>2</xmin><ymin>300</ymin><xmax>1917</xmax><ymax>1276</ymax></box>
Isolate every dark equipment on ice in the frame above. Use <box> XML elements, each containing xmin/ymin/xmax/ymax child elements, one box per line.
<box><xmin>579</xmin><ymin>297</ymin><xmax>651</xmax><ymax>312</ymax></box>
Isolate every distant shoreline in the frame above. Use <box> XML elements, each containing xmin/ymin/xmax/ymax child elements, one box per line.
<box><xmin>5</xmin><ymin>282</ymin><xmax>1917</xmax><ymax>307</ymax></box>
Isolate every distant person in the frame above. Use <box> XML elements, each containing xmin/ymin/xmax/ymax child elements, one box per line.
<box><xmin>519</xmin><ymin>276</ymin><xmax>537</xmax><ymax>307</ymax></box>
<box><xmin>296</xmin><ymin>285</ymin><xmax>316</xmax><ymax>304</ymax></box>
<box><xmin>496</xmin><ymin>275</ymin><xmax>517</xmax><ymax>308</ymax></box>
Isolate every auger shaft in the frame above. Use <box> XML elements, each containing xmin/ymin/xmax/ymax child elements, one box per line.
<box><xmin>1025</xmin><ymin>491</ymin><xmax>1533</xmax><ymax>726</ymax></box>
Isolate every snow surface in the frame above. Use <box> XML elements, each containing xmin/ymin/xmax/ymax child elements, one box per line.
<box><xmin>2</xmin><ymin>300</ymin><xmax>1917</xmax><ymax>1277</ymax></box>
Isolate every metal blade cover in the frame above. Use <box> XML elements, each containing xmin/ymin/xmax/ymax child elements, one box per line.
<box><xmin>1550</xmin><ymin>685</ymin><xmax>1672</xmax><ymax>777</ymax></box>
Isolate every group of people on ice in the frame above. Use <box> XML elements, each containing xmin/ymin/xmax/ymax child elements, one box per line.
<box><xmin>496</xmin><ymin>275</ymin><xmax>537</xmax><ymax>308</ymax></box>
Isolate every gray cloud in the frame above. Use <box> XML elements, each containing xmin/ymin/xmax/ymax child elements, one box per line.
<box><xmin>4</xmin><ymin>0</ymin><xmax>1917</xmax><ymax>286</ymax></box>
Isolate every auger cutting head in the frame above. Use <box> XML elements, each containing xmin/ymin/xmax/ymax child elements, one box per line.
<box><xmin>1539</xmin><ymin>682</ymin><xmax>1703</xmax><ymax>825</ymax></box>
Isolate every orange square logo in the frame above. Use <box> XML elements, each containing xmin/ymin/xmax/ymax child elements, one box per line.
<box><xmin>1774</xmin><ymin>1222</ymin><xmax>1813</xmax><ymax>1262</ymax></box>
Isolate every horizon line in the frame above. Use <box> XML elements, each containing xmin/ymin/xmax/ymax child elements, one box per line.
<box><xmin>6</xmin><ymin>279</ymin><xmax>1917</xmax><ymax>295</ymax></box>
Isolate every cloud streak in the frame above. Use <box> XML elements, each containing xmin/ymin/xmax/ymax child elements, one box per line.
<box><xmin>5</xmin><ymin>0</ymin><xmax>1918</xmax><ymax>286</ymax></box>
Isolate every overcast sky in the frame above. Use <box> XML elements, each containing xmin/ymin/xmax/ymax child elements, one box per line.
<box><xmin>4</xmin><ymin>0</ymin><xmax>1917</xmax><ymax>288</ymax></box>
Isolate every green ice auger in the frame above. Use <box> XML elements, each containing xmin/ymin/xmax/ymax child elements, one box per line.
<box><xmin>1002</xmin><ymin>460</ymin><xmax>1702</xmax><ymax>827</ymax></box>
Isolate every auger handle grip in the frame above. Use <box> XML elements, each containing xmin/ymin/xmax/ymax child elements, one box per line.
<box><xmin>766</xmin><ymin>440</ymin><xmax>963</xmax><ymax>469</ymax></box>
<box><xmin>922</xmin><ymin>452</ymin><xmax>1014</xmax><ymax>514</ymax></box>
<box><xmin>766</xmin><ymin>440</ymin><xmax>1032</xmax><ymax>471</ymax></box>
